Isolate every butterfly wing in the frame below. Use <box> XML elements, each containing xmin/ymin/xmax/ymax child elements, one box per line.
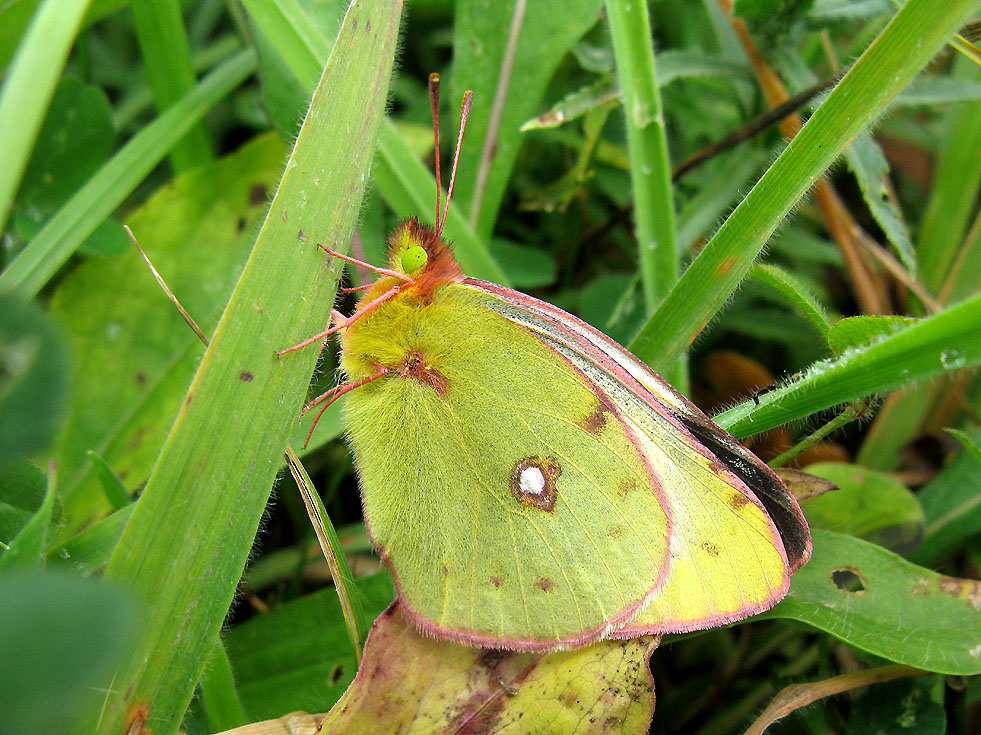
<box><xmin>470</xmin><ymin>280</ymin><xmax>811</xmax><ymax>635</ymax></box>
<box><xmin>342</xmin><ymin>283</ymin><xmax>672</xmax><ymax>650</ymax></box>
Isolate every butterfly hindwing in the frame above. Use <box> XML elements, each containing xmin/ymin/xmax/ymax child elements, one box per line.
<box><xmin>342</xmin><ymin>284</ymin><xmax>672</xmax><ymax>650</ymax></box>
<box><xmin>470</xmin><ymin>280</ymin><xmax>809</xmax><ymax>635</ymax></box>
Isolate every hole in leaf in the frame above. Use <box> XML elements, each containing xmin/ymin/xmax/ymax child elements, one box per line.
<box><xmin>831</xmin><ymin>568</ymin><xmax>867</xmax><ymax>594</ymax></box>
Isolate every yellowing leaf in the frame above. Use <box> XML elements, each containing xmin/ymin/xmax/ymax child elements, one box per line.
<box><xmin>319</xmin><ymin>602</ymin><xmax>658</xmax><ymax>734</ymax></box>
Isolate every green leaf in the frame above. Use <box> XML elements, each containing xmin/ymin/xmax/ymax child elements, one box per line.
<box><xmin>51</xmin><ymin>133</ymin><xmax>288</xmax><ymax>537</ymax></box>
<box><xmin>762</xmin><ymin>530</ymin><xmax>981</xmax><ymax>675</ymax></box>
<box><xmin>911</xmin><ymin>439</ymin><xmax>981</xmax><ymax>568</ymax></box>
<box><xmin>0</xmin><ymin>0</ymin><xmax>91</xmax><ymax>234</ymax></box>
<box><xmin>78</xmin><ymin>4</ymin><xmax>403</xmax><ymax>733</ymax></box>
<box><xmin>630</xmin><ymin>0</ymin><xmax>979</xmax><ymax>372</ymax></box>
<box><xmin>224</xmin><ymin>573</ymin><xmax>395</xmax><ymax>720</ymax></box>
<box><xmin>0</xmin><ymin>293</ymin><xmax>69</xmax><ymax>462</ymax></box>
<box><xmin>0</xmin><ymin>459</ymin><xmax>56</xmax><ymax>570</ymax></box>
<box><xmin>11</xmin><ymin>76</ymin><xmax>114</xmax><ymax>234</ymax></box>
<box><xmin>318</xmin><ymin>601</ymin><xmax>658</xmax><ymax>734</ymax></box>
<box><xmin>802</xmin><ymin>462</ymin><xmax>925</xmax><ymax>554</ymax></box>
<box><xmin>0</xmin><ymin>459</ymin><xmax>47</xmax><ymax>548</ymax></box>
<box><xmin>130</xmin><ymin>0</ymin><xmax>213</xmax><ymax>172</ymax></box>
<box><xmin>47</xmin><ymin>503</ymin><xmax>134</xmax><ymax>575</ymax></box>
<box><xmin>750</xmin><ymin>263</ymin><xmax>833</xmax><ymax>340</ymax></box>
<box><xmin>0</xmin><ymin>569</ymin><xmax>134</xmax><ymax>734</ymax></box>
<box><xmin>892</xmin><ymin>77</ymin><xmax>981</xmax><ymax>107</ymax></box>
<box><xmin>491</xmin><ymin>239</ymin><xmax>557</xmax><ymax>288</ymax></box>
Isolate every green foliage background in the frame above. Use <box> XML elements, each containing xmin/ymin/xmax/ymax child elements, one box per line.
<box><xmin>1</xmin><ymin>0</ymin><xmax>979</xmax><ymax>733</ymax></box>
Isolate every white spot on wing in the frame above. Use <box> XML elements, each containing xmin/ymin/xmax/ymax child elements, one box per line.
<box><xmin>519</xmin><ymin>466</ymin><xmax>546</xmax><ymax>496</ymax></box>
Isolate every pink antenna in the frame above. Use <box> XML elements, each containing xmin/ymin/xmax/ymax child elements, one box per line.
<box><xmin>435</xmin><ymin>88</ymin><xmax>473</xmax><ymax>239</ymax></box>
<box><xmin>428</xmin><ymin>73</ymin><xmax>442</xmax><ymax>230</ymax></box>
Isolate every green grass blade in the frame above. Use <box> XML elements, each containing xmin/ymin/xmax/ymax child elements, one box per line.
<box><xmin>605</xmin><ymin>0</ymin><xmax>678</xmax><ymax>314</ymax></box>
<box><xmin>628</xmin><ymin>0</ymin><xmax>978</xmax><ymax>373</ymax></box>
<box><xmin>750</xmin><ymin>263</ymin><xmax>832</xmax><ymax>341</ymax></box>
<box><xmin>0</xmin><ymin>50</ymin><xmax>256</xmax><ymax>297</ymax></box>
<box><xmin>75</xmin><ymin>2</ymin><xmax>402</xmax><ymax>733</ymax></box>
<box><xmin>917</xmin><ymin>58</ymin><xmax>981</xmax><ymax>293</ymax></box>
<box><xmin>0</xmin><ymin>0</ymin><xmax>92</xmax><ymax>234</ymax></box>
<box><xmin>130</xmin><ymin>0</ymin><xmax>213</xmax><ymax>172</ymax></box>
<box><xmin>716</xmin><ymin>293</ymin><xmax>981</xmax><ymax>438</ymax></box>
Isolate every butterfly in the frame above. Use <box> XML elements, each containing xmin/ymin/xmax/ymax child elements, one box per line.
<box><xmin>283</xmin><ymin>73</ymin><xmax>811</xmax><ymax>652</ymax></box>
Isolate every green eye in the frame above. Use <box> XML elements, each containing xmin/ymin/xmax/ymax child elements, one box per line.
<box><xmin>401</xmin><ymin>245</ymin><xmax>428</xmax><ymax>273</ymax></box>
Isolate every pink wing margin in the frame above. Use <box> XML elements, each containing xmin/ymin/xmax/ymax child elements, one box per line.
<box><xmin>466</xmin><ymin>279</ymin><xmax>812</xmax><ymax>577</ymax></box>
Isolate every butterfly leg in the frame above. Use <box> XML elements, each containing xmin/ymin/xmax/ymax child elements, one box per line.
<box><xmin>301</xmin><ymin>367</ymin><xmax>389</xmax><ymax>447</ymax></box>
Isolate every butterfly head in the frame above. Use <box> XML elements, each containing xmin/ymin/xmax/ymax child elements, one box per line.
<box><xmin>386</xmin><ymin>217</ymin><xmax>464</xmax><ymax>284</ymax></box>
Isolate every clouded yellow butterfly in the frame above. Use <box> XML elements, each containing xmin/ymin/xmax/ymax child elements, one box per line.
<box><xmin>284</xmin><ymin>74</ymin><xmax>811</xmax><ymax>652</ymax></box>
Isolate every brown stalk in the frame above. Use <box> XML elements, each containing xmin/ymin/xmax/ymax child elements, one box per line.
<box><xmin>744</xmin><ymin>664</ymin><xmax>924</xmax><ymax>735</ymax></box>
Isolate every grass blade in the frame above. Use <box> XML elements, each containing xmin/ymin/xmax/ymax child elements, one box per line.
<box><xmin>130</xmin><ymin>0</ymin><xmax>213</xmax><ymax>172</ymax></box>
<box><xmin>716</xmin><ymin>293</ymin><xmax>981</xmax><ymax>437</ymax></box>
<box><xmin>0</xmin><ymin>0</ymin><xmax>92</xmax><ymax>234</ymax></box>
<box><xmin>74</xmin><ymin>2</ymin><xmax>402</xmax><ymax>733</ymax></box>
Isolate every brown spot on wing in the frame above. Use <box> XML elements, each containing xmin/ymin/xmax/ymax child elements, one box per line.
<box><xmin>730</xmin><ymin>492</ymin><xmax>751</xmax><ymax>508</ymax></box>
<box><xmin>534</xmin><ymin>577</ymin><xmax>554</xmax><ymax>593</ymax></box>
<box><xmin>488</xmin><ymin>575</ymin><xmax>503</xmax><ymax>588</ymax></box>
<box><xmin>579</xmin><ymin>400</ymin><xmax>609</xmax><ymax>435</ymax></box>
<box><xmin>392</xmin><ymin>350</ymin><xmax>449</xmax><ymax>397</ymax></box>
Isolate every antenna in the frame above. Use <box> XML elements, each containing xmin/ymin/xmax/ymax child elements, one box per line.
<box><xmin>428</xmin><ymin>72</ymin><xmax>474</xmax><ymax>239</ymax></box>
<box><xmin>428</xmin><ymin>73</ymin><xmax>442</xmax><ymax>232</ymax></box>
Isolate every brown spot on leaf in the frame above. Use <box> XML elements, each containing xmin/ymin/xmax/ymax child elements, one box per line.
<box><xmin>135</xmin><ymin>371</ymin><xmax>146</xmax><ymax>385</ymax></box>
<box><xmin>717</xmin><ymin>255</ymin><xmax>738</xmax><ymax>275</ymax></box>
<box><xmin>297</xmin><ymin>229</ymin><xmax>307</xmax><ymax>242</ymax></box>
<box><xmin>125</xmin><ymin>702</ymin><xmax>151</xmax><ymax>735</ymax></box>
<box><xmin>249</xmin><ymin>183</ymin><xmax>268</xmax><ymax>205</ymax></box>
<box><xmin>489</xmin><ymin>576</ymin><xmax>503</xmax><ymax>588</ymax></box>
<box><xmin>236</xmin><ymin>216</ymin><xmax>246</xmax><ymax>233</ymax></box>
<box><xmin>938</xmin><ymin>575</ymin><xmax>981</xmax><ymax>611</ymax></box>
<box><xmin>239</xmin><ymin>371</ymin><xmax>253</xmax><ymax>382</ymax></box>
<box><xmin>534</xmin><ymin>577</ymin><xmax>554</xmax><ymax>593</ymax></box>
<box><xmin>441</xmin><ymin>564</ymin><xmax>449</xmax><ymax>577</ymax></box>
<box><xmin>510</xmin><ymin>456</ymin><xmax>561</xmax><ymax>512</ymax></box>
<box><xmin>328</xmin><ymin>663</ymin><xmax>345</xmax><ymax>685</ymax></box>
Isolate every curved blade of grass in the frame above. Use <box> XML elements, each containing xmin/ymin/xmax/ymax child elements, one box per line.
<box><xmin>628</xmin><ymin>0</ymin><xmax>978</xmax><ymax>372</ymax></box>
<box><xmin>240</xmin><ymin>0</ymin><xmax>507</xmax><ymax>283</ymax></box>
<box><xmin>0</xmin><ymin>0</ymin><xmax>91</xmax><ymax>234</ymax></box>
<box><xmin>750</xmin><ymin>263</ymin><xmax>832</xmax><ymax>341</ymax></box>
<box><xmin>285</xmin><ymin>445</ymin><xmax>366</xmax><ymax>663</ymax></box>
<box><xmin>716</xmin><ymin>293</ymin><xmax>981</xmax><ymax>438</ymax></box>
<box><xmin>0</xmin><ymin>49</ymin><xmax>257</xmax><ymax>297</ymax></box>
<box><xmin>75</xmin><ymin>3</ymin><xmax>403</xmax><ymax>733</ymax></box>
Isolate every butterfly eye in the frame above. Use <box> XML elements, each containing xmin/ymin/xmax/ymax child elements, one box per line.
<box><xmin>401</xmin><ymin>245</ymin><xmax>428</xmax><ymax>273</ymax></box>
